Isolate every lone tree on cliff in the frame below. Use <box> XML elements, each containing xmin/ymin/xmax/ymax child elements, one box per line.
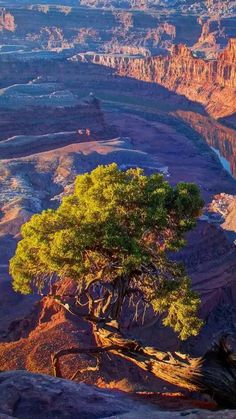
<box><xmin>10</xmin><ymin>163</ymin><xmax>203</xmax><ymax>338</ymax></box>
<box><xmin>10</xmin><ymin>164</ymin><xmax>236</xmax><ymax>407</ymax></box>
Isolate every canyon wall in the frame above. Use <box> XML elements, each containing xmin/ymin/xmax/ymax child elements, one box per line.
<box><xmin>3</xmin><ymin>2</ymin><xmax>236</xmax><ymax>57</ymax></box>
<box><xmin>0</xmin><ymin>10</ymin><xmax>15</xmax><ymax>32</ymax></box>
<box><xmin>176</xmin><ymin>110</ymin><xmax>236</xmax><ymax>177</ymax></box>
<box><xmin>82</xmin><ymin>38</ymin><xmax>236</xmax><ymax>118</ymax></box>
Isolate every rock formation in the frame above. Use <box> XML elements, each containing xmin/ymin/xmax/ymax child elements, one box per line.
<box><xmin>0</xmin><ymin>370</ymin><xmax>169</xmax><ymax>418</ymax></box>
<box><xmin>82</xmin><ymin>38</ymin><xmax>236</xmax><ymax>118</ymax></box>
<box><xmin>209</xmin><ymin>193</ymin><xmax>236</xmax><ymax>240</ymax></box>
<box><xmin>0</xmin><ymin>9</ymin><xmax>16</xmax><ymax>32</ymax></box>
<box><xmin>1</xmin><ymin>370</ymin><xmax>236</xmax><ymax>418</ymax></box>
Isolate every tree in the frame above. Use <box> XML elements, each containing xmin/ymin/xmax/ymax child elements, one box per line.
<box><xmin>11</xmin><ymin>164</ymin><xmax>236</xmax><ymax>407</ymax></box>
<box><xmin>10</xmin><ymin>163</ymin><xmax>203</xmax><ymax>339</ymax></box>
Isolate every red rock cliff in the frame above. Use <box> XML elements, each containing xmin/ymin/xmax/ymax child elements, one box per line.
<box><xmin>0</xmin><ymin>10</ymin><xmax>16</xmax><ymax>32</ymax></box>
<box><xmin>82</xmin><ymin>38</ymin><xmax>236</xmax><ymax>118</ymax></box>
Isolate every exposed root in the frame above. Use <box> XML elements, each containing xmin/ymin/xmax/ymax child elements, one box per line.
<box><xmin>51</xmin><ymin>324</ymin><xmax>236</xmax><ymax>408</ymax></box>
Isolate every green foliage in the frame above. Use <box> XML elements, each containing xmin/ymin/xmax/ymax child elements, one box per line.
<box><xmin>10</xmin><ymin>163</ymin><xmax>204</xmax><ymax>339</ymax></box>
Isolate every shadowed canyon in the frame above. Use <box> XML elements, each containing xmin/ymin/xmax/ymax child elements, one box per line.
<box><xmin>0</xmin><ymin>1</ymin><xmax>236</xmax><ymax>417</ymax></box>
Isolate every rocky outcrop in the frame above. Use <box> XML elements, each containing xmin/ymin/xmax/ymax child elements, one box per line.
<box><xmin>82</xmin><ymin>38</ymin><xmax>236</xmax><ymax>118</ymax></box>
<box><xmin>80</xmin><ymin>0</ymin><xmax>236</xmax><ymax>13</ymax></box>
<box><xmin>0</xmin><ymin>370</ymin><xmax>164</xmax><ymax>418</ymax></box>
<box><xmin>192</xmin><ymin>18</ymin><xmax>227</xmax><ymax>58</ymax></box>
<box><xmin>0</xmin><ymin>370</ymin><xmax>236</xmax><ymax>418</ymax></box>
<box><xmin>209</xmin><ymin>193</ymin><xmax>236</xmax><ymax>240</ymax></box>
<box><xmin>204</xmin><ymin>0</ymin><xmax>236</xmax><ymax>14</ymax></box>
<box><xmin>3</xmin><ymin>0</ymin><xmax>235</xmax><ymax>59</ymax></box>
<box><xmin>0</xmin><ymin>9</ymin><xmax>16</xmax><ymax>32</ymax></box>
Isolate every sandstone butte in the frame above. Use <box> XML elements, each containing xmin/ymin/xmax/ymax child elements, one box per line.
<box><xmin>83</xmin><ymin>38</ymin><xmax>236</xmax><ymax>119</ymax></box>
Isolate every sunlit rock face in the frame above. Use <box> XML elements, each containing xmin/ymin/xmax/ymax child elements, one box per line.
<box><xmin>0</xmin><ymin>10</ymin><xmax>16</xmax><ymax>32</ymax></box>
<box><xmin>81</xmin><ymin>38</ymin><xmax>236</xmax><ymax>118</ymax></box>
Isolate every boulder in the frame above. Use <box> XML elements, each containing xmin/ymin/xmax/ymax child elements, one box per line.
<box><xmin>0</xmin><ymin>371</ymin><xmax>236</xmax><ymax>418</ymax></box>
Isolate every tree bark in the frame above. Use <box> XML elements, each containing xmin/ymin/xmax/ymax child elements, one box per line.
<box><xmin>51</xmin><ymin>322</ymin><xmax>236</xmax><ymax>408</ymax></box>
<box><xmin>52</xmin><ymin>296</ymin><xmax>236</xmax><ymax>408</ymax></box>
<box><xmin>110</xmin><ymin>276</ymin><xmax>129</xmax><ymax>322</ymax></box>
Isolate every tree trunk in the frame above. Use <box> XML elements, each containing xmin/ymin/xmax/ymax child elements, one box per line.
<box><xmin>52</xmin><ymin>322</ymin><xmax>236</xmax><ymax>408</ymax></box>
<box><xmin>110</xmin><ymin>276</ymin><xmax>129</xmax><ymax>322</ymax></box>
<box><xmin>51</xmin><ymin>296</ymin><xmax>236</xmax><ymax>408</ymax></box>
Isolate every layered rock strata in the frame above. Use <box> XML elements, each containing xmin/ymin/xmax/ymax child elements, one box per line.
<box><xmin>80</xmin><ymin>38</ymin><xmax>236</xmax><ymax>118</ymax></box>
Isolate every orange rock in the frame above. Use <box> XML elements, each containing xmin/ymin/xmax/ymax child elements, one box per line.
<box><xmin>86</xmin><ymin>38</ymin><xmax>236</xmax><ymax>118</ymax></box>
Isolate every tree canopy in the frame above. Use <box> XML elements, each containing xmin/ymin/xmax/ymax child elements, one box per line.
<box><xmin>10</xmin><ymin>163</ymin><xmax>204</xmax><ymax>340</ymax></box>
